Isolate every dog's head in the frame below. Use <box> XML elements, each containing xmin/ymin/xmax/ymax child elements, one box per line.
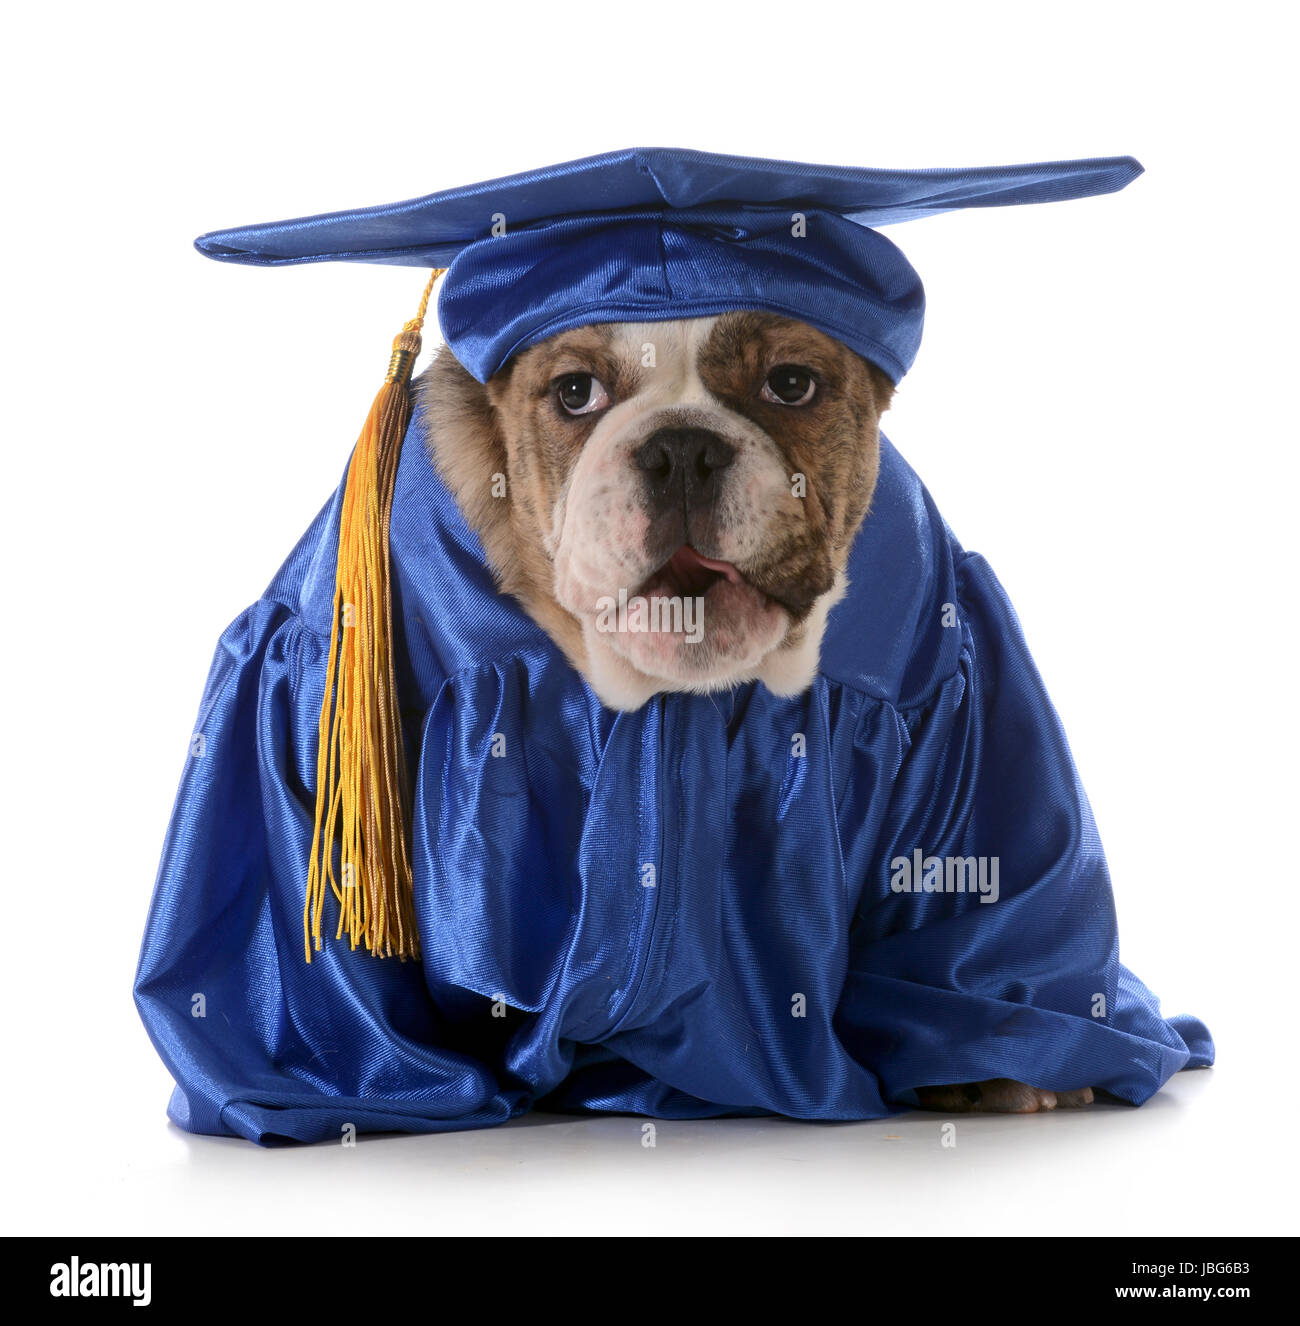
<box><xmin>419</xmin><ymin>312</ymin><xmax>893</xmax><ymax>710</ymax></box>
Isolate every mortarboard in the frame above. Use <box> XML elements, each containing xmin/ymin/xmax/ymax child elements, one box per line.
<box><xmin>193</xmin><ymin>147</ymin><xmax>1144</xmax><ymax>964</ymax></box>
<box><xmin>198</xmin><ymin>146</ymin><xmax>1142</xmax><ymax>385</ymax></box>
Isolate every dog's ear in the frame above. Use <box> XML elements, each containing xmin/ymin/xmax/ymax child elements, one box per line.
<box><xmin>416</xmin><ymin>347</ymin><xmax>511</xmax><ymax>547</ymax></box>
<box><xmin>484</xmin><ymin>355</ymin><xmax>518</xmax><ymax>409</ymax></box>
<box><xmin>863</xmin><ymin>360</ymin><xmax>895</xmax><ymax>416</ymax></box>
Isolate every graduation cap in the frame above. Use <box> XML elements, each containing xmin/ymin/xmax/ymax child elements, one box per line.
<box><xmin>195</xmin><ymin>146</ymin><xmax>1143</xmax><ymax>963</ymax></box>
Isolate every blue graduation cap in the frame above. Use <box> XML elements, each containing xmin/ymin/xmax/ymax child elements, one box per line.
<box><xmin>196</xmin><ymin>146</ymin><xmax>1143</xmax><ymax>384</ymax></box>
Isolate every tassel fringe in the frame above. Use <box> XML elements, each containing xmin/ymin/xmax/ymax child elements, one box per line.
<box><xmin>304</xmin><ymin>270</ymin><xmax>445</xmax><ymax>962</ymax></box>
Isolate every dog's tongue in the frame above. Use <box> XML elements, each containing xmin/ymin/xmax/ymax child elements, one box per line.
<box><xmin>667</xmin><ymin>545</ymin><xmax>742</xmax><ymax>595</ymax></box>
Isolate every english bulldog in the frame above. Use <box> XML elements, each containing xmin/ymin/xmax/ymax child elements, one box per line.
<box><xmin>417</xmin><ymin>309</ymin><xmax>1094</xmax><ymax>1115</ymax></box>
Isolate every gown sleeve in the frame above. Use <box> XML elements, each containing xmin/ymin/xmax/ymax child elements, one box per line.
<box><xmin>835</xmin><ymin>550</ymin><xmax>1214</xmax><ymax>1106</ymax></box>
<box><xmin>132</xmin><ymin>591</ymin><xmax>524</xmax><ymax>1145</ymax></box>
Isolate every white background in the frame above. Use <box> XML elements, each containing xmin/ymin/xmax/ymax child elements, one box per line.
<box><xmin>4</xmin><ymin>0</ymin><xmax>1296</xmax><ymax>1236</ymax></box>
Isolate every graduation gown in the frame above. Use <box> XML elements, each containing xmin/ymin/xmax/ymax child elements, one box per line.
<box><xmin>134</xmin><ymin>414</ymin><xmax>1213</xmax><ymax>1144</ymax></box>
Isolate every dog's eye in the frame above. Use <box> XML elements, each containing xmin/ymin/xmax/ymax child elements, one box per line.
<box><xmin>761</xmin><ymin>365</ymin><xmax>817</xmax><ymax>406</ymax></box>
<box><xmin>555</xmin><ymin>373</ymin><xmax>610</xmax><ymax>416</ymax></box>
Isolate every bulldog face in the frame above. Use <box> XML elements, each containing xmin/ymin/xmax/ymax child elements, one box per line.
<box><xmin>419</xmin><ymin>312</ymin><xmax>892</xmax><ymax>711</ymax></box>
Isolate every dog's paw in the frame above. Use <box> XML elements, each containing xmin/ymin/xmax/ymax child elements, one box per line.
<box><xmin>913</xmin><ymin>1078</ymin><xmax>1094</xmax><ymax>1114</ymax></box>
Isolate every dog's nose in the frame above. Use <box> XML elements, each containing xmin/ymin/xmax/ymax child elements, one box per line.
<box><xmin>634</xmin><ymin>427</ymin><xmax>736</xmax><ymax>510</ymax></box>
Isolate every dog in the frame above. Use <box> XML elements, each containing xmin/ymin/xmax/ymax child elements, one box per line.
<box><xmin>418</xmin><ymin>309</ymin><xmax>1094</xmax><ymax>1115</ymax></box>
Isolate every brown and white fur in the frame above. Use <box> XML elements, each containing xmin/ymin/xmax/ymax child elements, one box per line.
<box><xmin>416</xmin><ymin>310</ymin><xmax>1093</xmax><ymax>1115</ymax></box>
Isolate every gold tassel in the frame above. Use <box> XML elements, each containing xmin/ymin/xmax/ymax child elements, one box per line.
<box><xmin>304</xmin><ymin>270</ymin><xmax>445</xmax><ymax>963</ymax></box>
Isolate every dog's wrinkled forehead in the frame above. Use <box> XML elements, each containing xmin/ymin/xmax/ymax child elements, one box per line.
<box><xmin>515</xmin><ymin>319</ymin><xmax>715</xmax><ymax>405</ymax></box>
<box><xmin>493</xmin><ymin>313</ymin><xmax>862</xmax><ymax>419</ymax></box>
